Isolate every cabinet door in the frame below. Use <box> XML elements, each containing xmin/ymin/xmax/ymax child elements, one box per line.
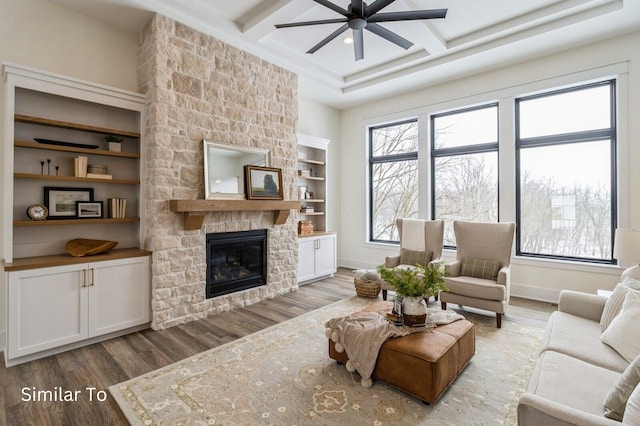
<box><xmin>298</xmin><ymin>238</ymin><xmax>317</xmax><ymax>283</ymax></box>
<box><xmin>315</xmin><ymin>235</ymin><xmax>337</xmax><ymax>277</ymax></box>
<box><xmin>7</xmin><ymin>264</ymin><xmax>88</xmax><ymax>359</ymax></box>
<box><xmin>88</xmin><ymin>256</ymin><xmax>150</xmax><ymax>337</ymax></box>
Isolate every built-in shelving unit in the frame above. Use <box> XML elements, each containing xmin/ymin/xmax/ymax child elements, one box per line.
<box><xmin>2</xmin><ymin>62</ymin><xmax>150</xmax><ymax>366</ymax></box>
<box><xmin>296</xmin><ymin>133</ymin><xmax>336</xmax><ymax>284</ymax></box>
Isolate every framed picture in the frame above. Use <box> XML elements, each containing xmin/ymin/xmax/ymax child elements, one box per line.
<box><xmin>44</xmin><ymin>187</ymin><xmax>94</xmax><ymax>218</ymax></box>
<box><xmin>76</xmin><ymin>201</ymin><xmax>103</xmax><ymax>218</ymax></box>
<box><xmin>244</xmin><ymin>166</ymin><xmax>283</xmax><ymax>200</ymax></box>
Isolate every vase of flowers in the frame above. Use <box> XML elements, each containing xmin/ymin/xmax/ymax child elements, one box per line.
<box><xmin>377</xmin><ymin>262</ymin><xmax>447</xmax><ymax>326</ymax></box>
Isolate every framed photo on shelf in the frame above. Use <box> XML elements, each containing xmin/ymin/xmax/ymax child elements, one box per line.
<box><xmin>244</xmin><ymin>166</ymin><xmax>283</xmax><ymax>200</ymax></box>
<box><xmin>44</xmin><ymin>187</ymin><xmax>94</xmax><ymax>218</ymax></box>
<box><xmin>76</xmin><ymin>201</ymin><xmax>103</xmax><ymax>219</ymax></box>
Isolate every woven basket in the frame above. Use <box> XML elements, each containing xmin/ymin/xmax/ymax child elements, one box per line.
<box><xmin>354</xmin><ymin>278</ymin><xmax>381</xmax><ymax>298</ymax></box>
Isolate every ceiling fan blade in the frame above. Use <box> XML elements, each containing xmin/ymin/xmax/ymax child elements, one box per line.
<box><xmin>353</xmin><ymin>28</ymin><xmax>364</xmax><ymax>61</ymax></box>
<box><xmin>312</xmin><ymin>0</ymin><xmax>349</xmax><ymax>17</ymax></box>
<box><xmin>366</xmin><ymin>22</ymin><xmax>413</xmax><ymax>50</ymax></box>
<box><xmin>275</xmin><ymin>18</ymin><xmax>347</xmax><ymax>28</ymax></box>
<box><xmin>307</xmin><ymin>23</ymin><xmax>349</xmax><ymax>54</ymax></box>
<box><xmin>368</xmin><ymin>9</ymin><xmax>448</xmax><ymax>22</ymax></box>
<box><xmin>364</xmin><ymin>0</ymin><xmax>395</xmax><ymax>17</ymax></box>
<box><xmin>351</xmin><ymin>0</ymin><xmax>364</xmax><ymax>16</ymax></box>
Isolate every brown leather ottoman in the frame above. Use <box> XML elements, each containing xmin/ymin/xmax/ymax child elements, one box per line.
<box><xmin>328</xmin><ymin>302</ymin><xmax>475</xmax><ymax>404</ymax></box>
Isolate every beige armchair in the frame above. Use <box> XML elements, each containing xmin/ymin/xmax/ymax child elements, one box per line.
<box><xmin>440</xmin><ymin>220</ymin><xmax>515</xmax><ymax>328</ymax></box>
<box><xmin>381</xmin><ymin>218</ymin><xmax>445</xmax><ymax>301</ymax></box>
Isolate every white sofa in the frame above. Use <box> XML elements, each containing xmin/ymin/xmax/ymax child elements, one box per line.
<box><xmin>518</xmin><ymin>289</ymin><xmax>640</xmax><ymax>425</ymax></box>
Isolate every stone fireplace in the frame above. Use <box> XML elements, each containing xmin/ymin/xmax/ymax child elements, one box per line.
<box><xmin>138</xmin><ymin>14</ymin><xmax>299</xmax><ymax>330</ymax></box>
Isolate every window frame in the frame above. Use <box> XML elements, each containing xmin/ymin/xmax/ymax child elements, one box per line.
<box><xmin>430</xmin><ymin>103</ymin><xmax>500</xmax><ymax>249</ymax></box>
<box><xmin>368</xmin><ymin>118</ymin><xmax>418</xmax><ymax>244</ymax></box>
<box><xmin>514</xmin><ymin>79</ymin><xmax>617</xmax><ymax>264</ymax></box>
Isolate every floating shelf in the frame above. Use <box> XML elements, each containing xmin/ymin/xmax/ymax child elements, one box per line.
<box><xmin>169</xmin><ymin>199</ymin><xmax>301</xmax><ymax>230</ymax></box>
<box><xmin>15</xmin><ymin>114</ymin><xmax>140</xmax><ymax>138</ymax></box>
<box><xmin>15</xmin><ymin>140</ymin><xmax>139</xmax><ymax>158</ymax></box>
<box><xmin>14</xmin><ymin>173</ymin><xmax>139</xmax><ymax>185</ymax></box>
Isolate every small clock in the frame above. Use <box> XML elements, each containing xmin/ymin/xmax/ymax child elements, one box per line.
<box><xmin>27</xmin><ymin>204</ymin><xmax>48</xmax><ymax>221</ymax></box>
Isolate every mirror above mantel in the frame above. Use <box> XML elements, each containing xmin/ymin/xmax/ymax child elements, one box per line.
<box><xmin>203</xmin><ymin>140</ymin><xmax>270</xmax><ymax>199</ymax></box>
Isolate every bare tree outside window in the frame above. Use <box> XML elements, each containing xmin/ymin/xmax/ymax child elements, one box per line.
<box><xmin>432</xmin><ymin>104</ymin><xmax>499</xmax><ymax>246</ymax></box>
<box><xmin>369</xmin><ymin>120</ymin><xmax>418</xmax><ymax>242</ymax></box>
<box><xmin>517</xmin><ymin>81</ymin><xmax>615</xmax><ymax>262</ymax></box>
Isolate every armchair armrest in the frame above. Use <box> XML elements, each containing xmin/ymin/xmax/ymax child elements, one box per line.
<box><xmin>385</xmin><ymin>255</ymin><xmax>400</xmax><ymax>268</ymax></box>
<box><xmin>445</xmin><ymin>260</ymin><xmax>462</xmax><ymax>277</ymax></box>
<box><xmin>518</xmin><ymin>393</ymin><xmax>619</xmax><ymax>426</ymax></box>
<box><xmin>496</xmin><ymin>266</ymin><xmax>509</xmax><ymax>286</ymax></box>
<box><xmin>558</xmin><ymin>290</ymin><xmax>608</xmax><ymax>322</ymax></box>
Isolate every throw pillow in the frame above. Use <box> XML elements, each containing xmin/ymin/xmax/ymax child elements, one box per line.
<box><xmin>601</xmin><ymin>284</ymin><xmax>633</xmax><ymax>331</ymax></box>
<box><xmin>604</xmin><ymin>354</ymin><xmax>640</xmax><ymax>421</ymax></box>
<box><xmin>623</xmin><ymin>383</ymin><xmax>640</xmax><ymax>425</ymax></box>
<box><xmin>601</xmin><ymin>291</ymin><xmax>640</xmax><ymax>363</ymax></box>
<box><xmin>399</xmin><ymin>249</ymin><xmax>432</xmax><ymax>267</ymax></box>
<box><xmin>460</xmin><ymin>257</ymin><xmax>502</xmax><ymax>281</ymax></box>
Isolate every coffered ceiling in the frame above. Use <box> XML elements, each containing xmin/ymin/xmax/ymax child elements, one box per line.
<box><xmin>49</xmin><ymin>0</ymin><xmax>640</xmax><ymax>108</ymax></box>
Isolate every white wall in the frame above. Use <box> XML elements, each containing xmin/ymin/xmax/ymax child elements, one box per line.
<box><xmin>338</xmin><ymin>30</ymin><xmax>640</xmax><ymax>302</ymax></box>
<box><xmin>0</xmin><ymin>0</ymin><xmax>139</xmax><ymax>338</ymax></box>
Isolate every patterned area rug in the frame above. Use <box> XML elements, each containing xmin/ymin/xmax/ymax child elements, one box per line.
<box><xmin>110</xmin><ymin>297</ymin><xmax>544</xmax><ymax>425</ymax></box>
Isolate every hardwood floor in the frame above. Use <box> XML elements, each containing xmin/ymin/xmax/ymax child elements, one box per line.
<box><xmin>0</xmin><ymin>268</ymin><xmax>556</xmax><ymax>425</ymax></box>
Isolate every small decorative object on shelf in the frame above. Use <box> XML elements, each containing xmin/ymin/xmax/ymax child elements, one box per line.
<box><xmin>76</xmin><ymin>201</ymin><xmax>103</xmax><ymax>219</ymax></box>
<box><xmin>105</xmin><ymin>134</ymin><xmax>123</xmax><ymax>152</ymax></box>
<box><xmin>74</xmin><ymin>156</ymin><xmax>88</xmax><ymax>177</ymax></box>
<box><xmin>300</xmin><ymin>205</ymin><xmax>314</xmax><ymax>213</ymax></box>
<box><xmin>26</xmin><ymin>204</ymin><xmax>48</xmax><ymax>221</ymax></box>
<box><xmin>65</xmin><ymin>238</ymin><xmax>118</xmax><ymax>257</ymax></box>
<box><xmin>298</xmin><ymin>220</ymin><xmax>313</xmax><ymax>235</ymax></box>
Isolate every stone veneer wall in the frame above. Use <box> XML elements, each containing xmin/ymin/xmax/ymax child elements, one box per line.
<box><xmin>138</xmin><ymin>14</ymin><xmax>299</xmax><ymax>330</ymax></box>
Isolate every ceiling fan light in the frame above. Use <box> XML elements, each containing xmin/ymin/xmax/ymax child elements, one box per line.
<box><xmin>343</xmin><ymin>36</ymin><xmax>354</xmax><ymax>44</ymax></box>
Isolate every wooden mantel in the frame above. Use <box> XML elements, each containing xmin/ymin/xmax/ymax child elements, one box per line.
<box><xmin>169</xmin><ymin>199</ymin><xmax>301</xmax><ymax>230</ymax></box>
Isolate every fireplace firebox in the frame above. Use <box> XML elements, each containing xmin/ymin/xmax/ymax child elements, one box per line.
<box><xmin>206</xmin><ymin>229</ymin><xmax>267</xmax><ymax>298</ymax></box>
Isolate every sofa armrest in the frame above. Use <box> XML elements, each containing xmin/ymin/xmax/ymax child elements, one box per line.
<box><xmin>385</xmin><ymin>255</ymin><xmax>400</xmax><ymax>268</ymax></box>
<box><xmin>518</xmin><ymin>393</ymin><xmax>619</xmax><ymax>426</ymax></box>
<box><xmin>558</xmin><ymin>290</ymin><xmax>608</xmax><ymax>322</ymax></box>
<box><xmin>445</xmin><ymin>260</ymin><xmax>461</xmax><ymax>276</ymax></box>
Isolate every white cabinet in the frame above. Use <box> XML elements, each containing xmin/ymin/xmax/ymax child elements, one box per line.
<box><xmin>6</xmin><ymin>255</ymin><xmax>150</xmax><ymax>364</ymax></box>
<box><xmin>298</xmin><ymin>233</ymin><xmax>337</xmax><ymax>284</ymax></box>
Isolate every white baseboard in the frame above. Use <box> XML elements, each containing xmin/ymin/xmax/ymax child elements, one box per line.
<box><xmin>0</xmin><ymin>331</ymin><xmax>5</xmax><ymax>353</ymax></box>
<box><xmin>510</xmin><ymin>283</ymin><xmax>560</xmax><ymax>304</ymax></box>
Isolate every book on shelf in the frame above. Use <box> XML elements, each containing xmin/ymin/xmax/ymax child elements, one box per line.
<box><xmin>86</xmin><ymin>173</ymin><xmax>113</xmax><ymax>180</ymax></box>
<box><xmin>108</xmin><ymin>198</ymin><xmax>127</xmax><ymax>218</ymax></box>
<box><xmin>73</xmin><ymin>156</ymin><xmax>88</xmax><ymax>178</ymax></box>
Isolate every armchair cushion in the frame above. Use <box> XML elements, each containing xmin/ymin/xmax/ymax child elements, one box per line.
<box><xmin>399</xmin><ymin>248</ymin><xmax>432</xmax><ymax>267</ymax></box>
<box><xmin>460</xmin><ymin>257</ymin><xmax>502</xmax><ymax>281</ymax></box>
<box><xmin>444</xmin><ymin>276</ymin><xmax>507</xmax><ymax>301</ymax></box>
<box><xmin>604</xmin><ymin>354</ymin><xmax>640</xmax><ymax>421</ymax></box>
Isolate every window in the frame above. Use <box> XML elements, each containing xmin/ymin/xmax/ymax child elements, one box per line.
<box><xmin>369</xmin><ymin>119</ymin><xmax>418</xmax><ymax>242</ymax></box>
<box><xmin>431</xmin><ymin>104</ymin><xmax>499</xmax><ymax>246</ymax></box>
<box><xmin>516</xmin><ymin>80</ymin><xmax>616</xmax><ymax>262</ymax></box>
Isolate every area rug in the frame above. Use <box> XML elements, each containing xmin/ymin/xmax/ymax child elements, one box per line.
<box><xmin>110</xmin><ymin>297</ymin><xmax>544</xmax><ymax>425</ymax></box>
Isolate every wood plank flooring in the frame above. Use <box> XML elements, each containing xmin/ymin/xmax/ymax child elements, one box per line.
<box><xmin>0</xmin><ymin>268</ymin><xmax>556</xmax><ymax>425</ymax></box>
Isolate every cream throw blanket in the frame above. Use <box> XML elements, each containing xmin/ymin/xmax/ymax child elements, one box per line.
<box><xmin>401</xmin><ymin>218</ymin><xmax>425</xmax><ymax>251</ymax></box>
<box><xmin>326</xmin><ymin>313</ymin><xmax>407</xmax><ymax>387</ymax></box>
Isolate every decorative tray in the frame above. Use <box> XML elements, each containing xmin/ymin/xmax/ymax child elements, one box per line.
<box><xmin>35</xmin><ymin>138</ymin><xmax>100</xmax><ymax>149</ymax></box>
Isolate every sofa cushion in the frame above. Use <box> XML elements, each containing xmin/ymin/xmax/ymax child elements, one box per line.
<box><xmin>527</xmin><ymin>350</ymin><xmax>620</xmax><ymax>417</ymax></box>
<box><xmin>604</xmin><ymin>354</ymin><xmax>640</xmax><ymax>421</ymax></box>
<box><xmin>601</xmin><ymin>291</ymin><xmax>640</xmax><ymax>363</ymax></box>
<box><xmin>460</xmin><ymin>257</ymin><xmax>501</xmax><ymax>281</ymax></box>
<box><xmin>600</xmin><ymin>277</ymin><xmax>640</xmax><ymax>331</ymax></box>
<box><xmin>623</xmin><ymin>383</ymin><xmax>640</xmax><ymax>425</ymax></box>
<box><xmin>541</xmin><ymin>311</ymin><xmax>628</xmax><ymax>373</ymax></box>
<box><xmin>400</xmin><ymin>248</ymin><xmax>432</xmax><ymax>267</ymax></box>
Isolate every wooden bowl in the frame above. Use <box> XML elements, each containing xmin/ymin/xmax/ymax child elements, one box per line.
<box><xmin>65</xmin><ymin>238</ymin><xmax>118</xmax><ymax>257</ymax></box>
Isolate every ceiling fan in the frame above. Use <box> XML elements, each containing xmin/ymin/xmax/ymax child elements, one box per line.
<box><xmin>275</xmin><ymin>0</ymin><xmax>447</xmax><ymax>61</ymax></box>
